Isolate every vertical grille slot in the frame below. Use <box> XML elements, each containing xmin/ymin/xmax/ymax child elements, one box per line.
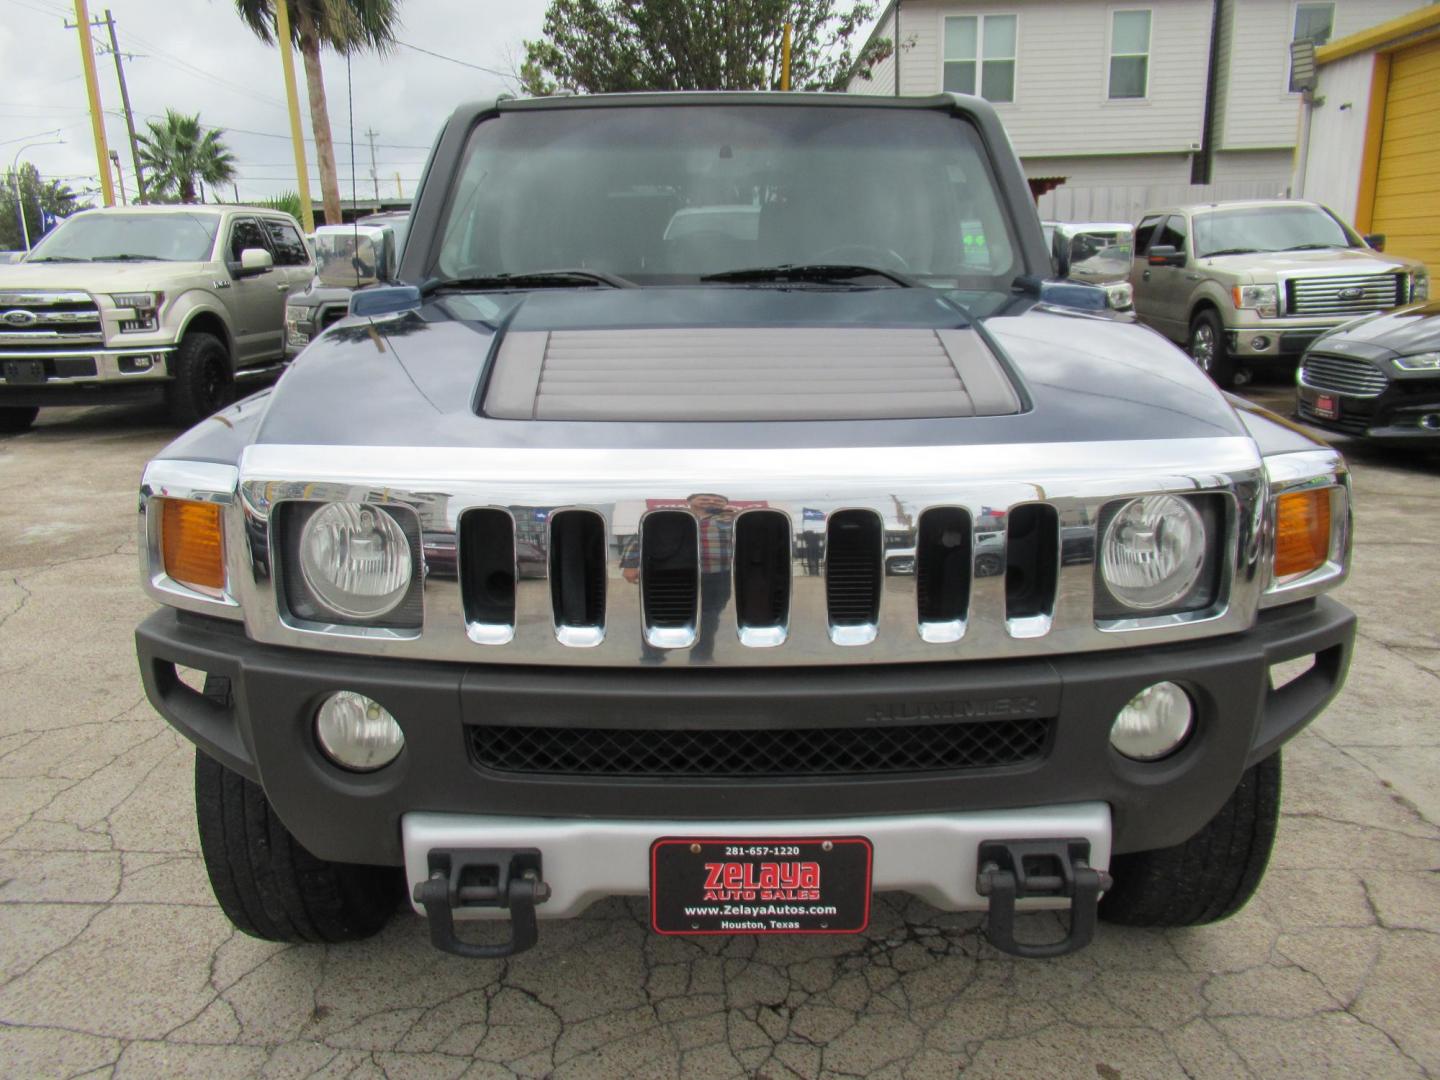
<box><xmin>550</xmin><ymin>510</ymin><xmax>606</xmax><ymax>641</ymax></box>
<box><xmin>641</xmin><ymin>511</ymin><xmax>698</xmax><ymax>647</ymax></box>
<box><xmin>734</xmin><ymin>511</ymin><xmax>791</xmax><ymax>645</ymax></box>
<box><xmin>459</xmin><ymin>509</ymin><xmax>515</xmax><ymax>641</ymax></box>
<box><xmin>917</xmin><ymin>507</ymin><xmax>971</xmax><ymax>637</ymax></box>
<box><xmin>826</xmin><ymin>510</ymin><xmax>882</xmax><ymax>640</ymax></box>
<box><xmin>1006</xmin><ymin>504</ymin><xmax>1059</xmax><ymax>628</ymax></box>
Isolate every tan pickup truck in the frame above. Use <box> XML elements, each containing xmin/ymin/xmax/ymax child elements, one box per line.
<box><xmin>0</xmin><ymin>204</ymin><xmax>313</xmax><ymax>431</ymax></box>
<box><xmin>1128</xmin><ymin>199</ymin><xmax>1428</xmax><ymax>387</ymax></box>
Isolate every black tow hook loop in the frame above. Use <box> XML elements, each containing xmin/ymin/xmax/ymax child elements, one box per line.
<box><xmin>413</xmin><ymin>848</ymin><xmax>548</xmax><ymax>959</ymax></box>
<box><xmin>975</xmin><ymin>839</ymin><xmax>1111</xmax><ymax>959</ymax></box>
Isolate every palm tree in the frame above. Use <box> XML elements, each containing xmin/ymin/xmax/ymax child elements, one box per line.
<box><xmin>136</xmin><ymin>110</ymin><xmax>237</xmax><ymax>204</ymax></box>
<box><xmin>235</xmin><ymin>0</ymin><xmax>401</xmax><ymax>225</ymax></box>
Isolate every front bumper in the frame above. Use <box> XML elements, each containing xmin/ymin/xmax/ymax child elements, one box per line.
<box><xmin>0</xmin><ymin>346</ymin><xmax>175</xmax><ymax>405</ymax></box>
<box><xmin>1297</xmin><ymin>382</ymin><xmax>1440</xmax><ymax>444</ymax></box>
<box><xmin>136</xmin><ymin>597</ymin><xmax>1355</xmax><ymax>866</ymax></box>
<box><xmin>1227</xmin><ymin>323</ymin><xmax>1338</xmax><ymax>360</ymax></box>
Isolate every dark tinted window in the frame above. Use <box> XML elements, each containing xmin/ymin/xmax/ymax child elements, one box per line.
<box><xmin>229</xmin><ymin>218</ymin><xmax>269</xmax><ymax>262</ymax></box>
<box><xmin>1134</xmin><ymin>215</ymin><xmax>1163</xmax><ymax>255</ymax></box>
<box><xmin>262</xmin><ymin>219</ymin><xmax>309</xmax><ymax>266</ymax></box>
<box><xmin>436</xmin><ymin>105</ymin><xmax>1019</xmax><ymax>287</ymax></box>
<box><xmin>1158</xmin><ymin>215</ymin><xmax>1187</xmax><ymax>252</ymax></box>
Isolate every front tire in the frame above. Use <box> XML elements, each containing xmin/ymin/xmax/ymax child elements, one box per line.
<box><xmin>1187</xmin><ymin>309</ymin><xmax>1237</xmax><ymax>389</ymax></box>
<box><xmin>194</xmin><ymin>749</ymin><xmax>403</xmax><ymax>943</ymax></box>
<box><xmin>1100</xmin><ymin>752</ymin><xmax>1281</xmax><ymax>927</ymax></box>
<box><xmin>165</xmin><ymin>332</ymin><xmax>234</xmax><ymax>427</ymax></box>
<box><xmin>0</xmin><ymin>406</ymin><xmax>38</xmax><ymax>433</ymax></box>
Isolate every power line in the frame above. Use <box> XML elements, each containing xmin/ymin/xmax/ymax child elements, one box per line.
<box><xmin>395</xmin><ymin>39</ymin><xmax>513</xmax><ymax>80</ymax></box>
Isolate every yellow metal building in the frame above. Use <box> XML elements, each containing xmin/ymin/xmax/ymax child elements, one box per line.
<box><xmin>1298</xmin><ymin>6</ymin><xmax>1440</xmax><ymax>269</ymax></box>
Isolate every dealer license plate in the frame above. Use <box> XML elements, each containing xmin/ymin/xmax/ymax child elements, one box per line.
<box><xmin>3</xmin><ymin>359</ymin><xmax>46</xmax><ymax>385</ymax></box>
<box><xmin>1313</xmin><ymin>394</ymin><xmax>1340</xmax><ymax>420</ymax></box>
<box><xmin>650</xmin><ymin>836</ymin><xmax>872</xmax><ymax>935</ymax></box>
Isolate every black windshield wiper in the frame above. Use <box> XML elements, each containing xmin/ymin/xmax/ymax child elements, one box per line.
<box><xmin>1201</xmin><ymin>248</ymin><xmax>1259</xmax><ymax>258</ymax></box>
<box><xmin>1280</xmin><ymin>243</ymin><xmax>1340</xmax><ymax>252</ymax></box>
<box><xmin>90</xmin><ymin>254</ymin><xmax>173</xmax><ymax>262</ymax></box>
<box><xmin>420</xmin><ymin>269</ymin><xmax>635</xmax><ymax>294</ymax></box>
<box><xmin>700</xmin><ymin>263</ymin><xmax>916</xmax><ymax>288</ymax></box>
<box><xmin>27</xmin><ymin>255</ymin><xmax>89</xmax><ymax>263</ymax></box>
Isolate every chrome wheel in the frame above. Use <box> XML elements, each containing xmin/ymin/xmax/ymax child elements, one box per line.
<box><xmin>1189</xmin><ymin>323</ymin><xmax>1215</xmax><ymax>373</ymax></box>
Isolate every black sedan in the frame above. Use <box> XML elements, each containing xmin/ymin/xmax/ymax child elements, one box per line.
<box><xmin>1297</xmin><ymin>299</ymin><xmax>1440</xmax><ymax>446</ymax></box>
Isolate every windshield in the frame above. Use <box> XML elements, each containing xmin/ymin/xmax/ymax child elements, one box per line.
<box><xmin>26</xmin><ymin>212</ymin><xmax>219</xmax><ymax>262</ymax></box>
<box><xmin>435</xmin><ymin>105</ymin><xmax>1018</xmax><ymax>288</ymax></box>
<box><xmin>1193</xmin><ymin>205</ymin><xmax>1357</xmax><ymax>258</ymax></box>
<box><xmin>313</xmin><ymin>228</ymin><xmax>385</xmax><ymax>287</ymax></box>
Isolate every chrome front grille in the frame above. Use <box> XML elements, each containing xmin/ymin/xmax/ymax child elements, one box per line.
<box><xmin>1301</xmin><ymin>353</ymin><xmax>1389</xmax><ymax>398</ymax></box>
<box><xmin>0</xmin><ymin>290</ymin><xmax>103</xmax><ymax>352</ymax></box>
<box><xmin>1286</xmin><ymin>274</ymin><xmax>1404</xmax><ymax>317</ymax></box>
<box><xmin>230</xmin><ymin>440</ymin><xmax>1268</xmax><ymax>667</ymax></box>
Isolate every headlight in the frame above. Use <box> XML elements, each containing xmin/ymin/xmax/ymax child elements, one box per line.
<box><xmin>1413</xmin><ymin>271</ymin><xmax>1429</xmax><ymax>302</ymax></box>
<box><xmin>299</xmin><ymin>502</ymin><xmax>413</xmax><ymax>619</ymax></box>
<box><xmin>1104</xmin><ymin>281</ymin><xmax>1133</xmax><ymax>310</ymax></box>
<box><xmin>285</xmin><ymin>304</ymin><xmax>309</xmax><ymax>323</ymax></box>
<box><xmin>1100</xmin><ymin>495</ymin><xmax>1206</xmax><ymax>610</ymax></box>
<box><xmin>1232</xmin><ymin>284</ymin><xmax>1279</xmax><ymax>318</ymax></box>
<box><xmin>1394</xmin><ymin>351</ymin><xmax>1440</xmax><ymax>371</ymax></box>
<box><xmin>111</xmin><ymin>291</ymin><xmax>163</xmax><ymax>332</ymax></box>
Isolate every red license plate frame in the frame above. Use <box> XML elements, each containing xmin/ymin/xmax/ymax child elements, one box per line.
<box><xmin>650</xmin><ymin>836</ymin><xmax>873</xmax><ymax>936</ymax></box>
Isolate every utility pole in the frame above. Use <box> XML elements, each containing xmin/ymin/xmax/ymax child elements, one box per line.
<box><xmin>364</xmin><ymin>127</ymin><xmax>380</xmax><ymax>209</ymax></box>
<box><xmin>781</xmin><ymin>23</ymin><xmax>792</xmax><ymax>90</ymax></box>
<box><xmin>395</xmin><ymin>171</ymin><xmax>401</xmax><ymax>198</ymax></box>
<box><xmin>71</xmin><ymin>0</ymin><xmax>114</xmax><ymax>206</ymax></box>
<box><xmin>97</xmin><ymin>10</ymin><xmax>145</xmax><ymax>202</ymax></box>
<box><xmin>273</xmin><ymin>0</ymin><xmax>315</xmax><ymax>233</ymax></box>
<box><xmin>109</xmin><ymin>148</ymin><xmax>126</xmax><ymax>204</ymax></box>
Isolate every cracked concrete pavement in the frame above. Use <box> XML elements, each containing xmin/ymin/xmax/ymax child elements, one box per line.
<box><xmin>1</xmin><ymin>392</ymin><xmax>1438</xmax><ymax>1079</ymax></box>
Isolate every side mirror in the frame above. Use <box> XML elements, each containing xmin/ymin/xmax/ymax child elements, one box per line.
<box><xmin>238</xmin><ymin>247</ymin><xmax>274</xmax><ymax>275</ymax></box>
<box><xmin>1146</xmin><ymin>244</ymin><xmax>1185</xmax><ymax>268</ymax></box>
<box><xmin>1362</xmin><ymin>233</ymin><xmax>1386</xmax><ymax>252</ymax></box>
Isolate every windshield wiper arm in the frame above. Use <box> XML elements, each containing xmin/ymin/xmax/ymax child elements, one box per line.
<box><xmin>90</xmin><ymin>254</ymin><xmax>174</xmax><ymax>262</ymax></box>
<box><xmin>420</xmin><ymin>268</ymin><xmax>636</xmax><ymax>294</ymax></box>
<box><xmin>1201</xmin><ymin>248</ymin><xmax>1259</xmax><ymax>258</ymax></box>
<box><xmin>27</xmin><ymin>255</ymin><xmax>88</xmax><ymax>263</ymax></box>
<box><xmin>700</xmin><ymin>263</ymin><xmax>917</xmax><ymax>288</ymax></box>
<box><xmin>1280</xmin><ymin>243</ymin><xmax>1339</xmax><ymax>252</ymax></box>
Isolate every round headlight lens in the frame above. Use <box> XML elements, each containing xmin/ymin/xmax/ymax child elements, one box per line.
<box><xmin>315</xmin><ymin>691</ymin><xmax>404</xmax><ymax>771</ymax></box>
<box><xmin>1101</xmin><ymin>495</ymin><xmax>1206</xmax><ymax>610</ymax></box>
<box><xmin>299</xmin><ymin>502</ymin><xmax>412</xmax><ymax>619</ymax></box>
<box><xmin>1110</xmin><ymin>681</ymin><xmax>1194</xmax><ymax>761</ymax></box>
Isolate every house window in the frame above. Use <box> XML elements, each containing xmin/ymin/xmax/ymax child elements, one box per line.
<box><xmin>1108</xmin><ymin>9</ymin><xmax>1151</xmax><ymax>99</ymax></box>
<box><xmin>943</xmin><ymin>15</ymin><xmax>1017</xmax><ymax>103</ymax></box>
<box><xmin>1290</xmin><ymin>2</ymin><xmax>1335</xmax><ymax>91</ymax></box>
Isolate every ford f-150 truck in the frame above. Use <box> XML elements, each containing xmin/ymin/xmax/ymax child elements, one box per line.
<box><xmin>134</xmin><ymin>93</ymin><xmax>1355</xmax><ymax>961</ymax></box>
<box><xmin>0</xmin><ymin>204</ymin><xmax>312</xmax><ymax>431</ymax></box>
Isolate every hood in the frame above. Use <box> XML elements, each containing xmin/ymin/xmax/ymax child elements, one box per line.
<box><xmin>253</xmin><ymin>285</ymin><xmax>1246</xmax><ymax>450</ymax></box>
<box><xmin>1315</xmin><ymin>300</ymin><xmax>1440</xmax><ymax>356</ymax></box>
<box><xmin>1199</xmin><ymin>247</ymin><xmax>1417</xmax><ymax>279</ymax></box>
<box><xmin>0</xmin><ymin>260</ymin><xmax>211</xmax><ymax>291</ymax></box>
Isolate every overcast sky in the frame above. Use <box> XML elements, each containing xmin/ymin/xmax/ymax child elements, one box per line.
<box><xmin>0</xmin><ymin>0</ymin><xmax>552</xmax><ymax>204</ymax></box>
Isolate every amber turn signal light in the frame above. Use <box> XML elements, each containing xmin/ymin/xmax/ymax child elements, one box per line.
<box><xmin>1274</xmin><ymin>489</ymin><xmax>1331</xmax><ymax>579</ymax></box>
<box><xmin>160</xmin><ymin>498</ymin><xmax>225</xmax><ymax>592</ymax></box>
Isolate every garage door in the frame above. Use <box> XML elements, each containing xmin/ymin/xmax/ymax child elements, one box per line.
<box><xmin>1370</xmin><ymin>38</ymin><xmax>1440</xmax><ymax>268</ymax></box>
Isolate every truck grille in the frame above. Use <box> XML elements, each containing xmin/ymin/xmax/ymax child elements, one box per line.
<box><xmin>1301</xmin><ymin>354</ymin><xmax>1389</xmax><ymax>398</ymax></box>
<box><xmin>0</xmin><ymin>290</ymin><xmax>102</xmax><ymax>353</ymax></box>
<box><xmin>1286</xmin><ymin>274</ymin><xmax>1404</xmax><ymax>317</ymax></box>
<box><xmin>467</xmin><ymin>716</ymin><xmax>1053</xmax><ymax>777</ymax></box>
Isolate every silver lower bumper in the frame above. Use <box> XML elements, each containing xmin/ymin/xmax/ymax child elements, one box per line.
<box><xmin>402</xmin><ymin>803</ymin><xmax>1112</xmax><ymax>919</ymax></box>
<box><xmin>0</xmin><ymin>346</ymin><xmax>175</xmax><ymax>384</ymax></box>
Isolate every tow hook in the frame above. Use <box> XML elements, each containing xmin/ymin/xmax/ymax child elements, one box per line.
<box><xmin>976</xmin><ymin>839</ymin><xmax>1111</xmax><ymax>959</ymax></box>
<box><xmin>412</xmin><ymin>848</ymin><xmax>549</xmax><ymax>959</ymax></box>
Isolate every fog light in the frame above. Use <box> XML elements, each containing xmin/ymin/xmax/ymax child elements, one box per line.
<box><xmin>1250</xmin><ymin>336</ymin><xmax>1270</xmax><ymax>351</ymax></box>
<box><xmin>1110</xmin><ymin>681</ymin><xmax>1193</xmax><ymax>761</ymax></box>
<box><xmin>315</xmin><ymin>691</ymin><xmax>403</xmax><ymax>771</ymax></box>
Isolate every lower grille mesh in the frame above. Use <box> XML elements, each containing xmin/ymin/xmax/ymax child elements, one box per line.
<box><xmin>468</xmin><ymin>718</ymin><xmax>1052</xmax><ymax>777</ymax></box>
